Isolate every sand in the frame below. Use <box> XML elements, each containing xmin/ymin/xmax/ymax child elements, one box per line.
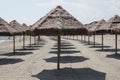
<box><xmin>0</xmin><ymin>35</ymin><xmax>120</xmax><ymax>80</ymax></box>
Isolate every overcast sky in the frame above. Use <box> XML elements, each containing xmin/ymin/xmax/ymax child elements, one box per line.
<box><xmin>0</xmin><ymin>0</ymin><xmax>120</xmax><ymax>25</ymax></box>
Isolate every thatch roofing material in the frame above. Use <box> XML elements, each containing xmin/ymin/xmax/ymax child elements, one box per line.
<box><xmin>34</xmin><ymin>6</ymin><xmax>88</xmax><ymax>35</ymax></box>
<box><xmin>22</xmin><ymin>23</ymin><xmax>29</xmax><ymax>31</ymax></box>
<box><xmin>86</xmin><ymin>21</ymin><xmax>98</xmax><ymax>30</ymax></box>
<box><xmin>112</xmin><ymin>23</ymin><xmax>120</xmax><ymax>34</ymax></box>
<box><xmin>10</xmin><ymin>20</ymin><xmax>26</xmax><ymax>34</ymax></box>
<box><xmin>0</xmin><ymin>17</ymin><xmax>17</xmax><ymax>36</ymax></box>
<box><xmin>108</xmin><ymin>15</ymin><xmax>120</xmax><ymax>23</ymax></box>
<box><xmin>96</xmin><ymin>15</ymin><xmax>120</xmax><ymax>34</ymax></box>
<box><xmin>89</xmin><ymin>19</ymin><xmax>106</xmax><ymax>32</ymax></box>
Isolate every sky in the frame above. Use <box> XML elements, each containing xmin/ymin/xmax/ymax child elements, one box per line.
<box><xmin>0</xmin><ymin>0</ymin><xmax>120</xmax><ymax>25</ymax></box>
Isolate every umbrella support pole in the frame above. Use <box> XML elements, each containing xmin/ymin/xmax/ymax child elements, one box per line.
<box><xmin>115</xmin><ymin>33</ymin><xmax>118</xmax><ymax>54</ymax></box>
<box><xmin>77</xmin><ymin>36</ymin><xmax>78</xmax><ymax>40</ymax></box>
<box><xmin>38</xmin><ymin>35</ymin><xmax>40</xmax><ymax>44</ymax></box>
<box><xmin>23</xmin><ymin>35</ymin><xmax>25</xmax><ymax>49</ymax></box>
<box><xmin>57</xmin><ymin>35</ymin><xmax>61</xmax><ymax>70</ymax></box>
<box><xmin>81</xmin><ymin>35</ymin><xmax>83</xmax><ymax>42</ymax></box>
<box><xmin>13</xmin><ymin>36</ymin><xmax>16</xmax><ymax>53</ymax></box>
<box><xmin>102</xmin><ymin>34</ymin><xmax>104</xmax><ymax>50</ymax></box>
<box><xmin>70</xmin><ymin>36</ymin><xmax>71</xmax><ymax>40</ymax></box>
<box><xmin>84</xmin><ymin>35</ymin><xmax>86</xmax><ymax>42</ymax></box>
<box><xmin>93</xmin><ymin>34</ymin><xmax>95</xmax><ymax>47</ymax></box>
<box><xmin>88</xmin><ymin>35</ymin><xmax>90</xmax><ymax>45</ymax></box>
<box><xmin>34</xmin><ymin>36</ymin><xmax>36</xmax><ymax>45</ymax></box>
<box><xmin>30</xmin><ymin>35</ymin><xmax>31</xmax><ymax>46</ymax></box>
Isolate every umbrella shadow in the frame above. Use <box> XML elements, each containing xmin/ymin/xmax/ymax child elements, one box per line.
<box><xmin>30</xmin><ymin>42</ymin><xmax>45</xmax><ymax>46</ymax></box>
<box><xmin>32</xmin><ymin>68</ymin><xmax>106</xmax><ymax>80</ymax></box>
<box><xmin>89</xmin><ymin>45</ymin><xmax>111</xmax><ymax>48</ymax></box>
<box><xmin>26</xmin><ymin>42</ymin><xmax>45</xmax><ymax>48</ymax></box>
<box><xmin>25</xmin><ymin>45</ymin><xmax>43</xmax><ymax>48</ymax></box>
<box><xmin>51</xmin><ymin>47</ymin><xmax>76</xmax><ymax>50</ymax></box>
<box><xmin>16</xmin><ymin>47</ymin><xmax>40</xmax><ymax>51</ymax></box>
<box><xmin>28</xmin><ymin>39</ymin><xmax>46</xmax><ymax>46</ymax></box>
<box><xmin>44</xmin><ymin>56</ymin><xmax>88</xmax><ymax>63</ymax></box>
<box><xmin>54</xmin><ymin>44</ymin><xmax>74</xmax><ymax>47</ymax></box>
<box><xmin>49</xmin><ymin>50</ymin><xmax>80</xmax><ymax>54</ymax></box>
<box><xmin>61</xmin><ymin>42</ymin><xmax>73</xmax><ymax>45</ymax></box>
<box><xmin>96</xmin><ymin>49</ymin><xmax>120</xmax><ymax>52</ymax></box>
<box><xmin>0</xmin><ymin>52</ymin><xmax>33</xmax><ymax>56</ymax></box>
<box><xmin>50</xmin><ymin>37</ymin><xmax>65</xmax><ymax>42</ymax></box>
<box><xmin>81</xmin><ymin>41</ymin><xmax>101</xmax><ymax>46</ymax></box>
<box><xmin>0</xmin><ymin>58</ymin><xmax>24</xmax><ymax>65</ymax></box>
<box><xmin>106</xmin><ymin>54</ymin><xmax>120</xmax><ymax>60</ymax></box>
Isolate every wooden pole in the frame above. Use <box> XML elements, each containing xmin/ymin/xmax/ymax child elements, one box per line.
<box><xmin>102</xmin><ymin>34</ymin><xmax>104</xmax><ymax>50</ymax></box>
<box><xmin>88</xmin><ymin>35</ymin><xmax>90</xmax><ymax>45</ymax></box>
<box><xmin>67</xmin><ymin>36</ymin><xmax>68</xmax><ymax>40</ymax></box>
<box><xmin>84</xmin><ymin>35</ymin><xmax>86</xmax><ymax>42</ymax></box>
<box><xmin>34</xmin><ymin>36</ymin><xmax>36</xmax><ymax>44</ymax></box>
<box><xmin>77</xmin><ymin>36</ymin><xmax>78</xmax><ymax>40</ymax></box>
<box><xmin>73</xmin><ymin>36</ymin><xmax>74</xmax><ymax>40</ymax></box>
<box><xmin>23</xmin><ymin>35</ymin><xmax>25</xmax><ymax>49</ymax></box>
<box><xmin>57</xmin><ymin>35</ymin><xmax>61</xmax><ymax>70</ymax></box>
<box><xmin>38</xmin><ymin>35</ymin><xmax>40</xmax><ymax>44</ymax></box>
<box><xmin>115</xmin><ymin>33</ymin><xmax>117</xmax><ymax>54</ymax></box>
<box><xmin>13</xmin><ymin>36</ymin><xmax>15</xmax><ymax>53</ymax></box>
<box><xmin>81</xmin><ymin>35</ymin><xmax>83</xmax><ymax>42</ymax></box>
<box><xmin>93</xmin><ymin>34</ymin><xmax>95</xmax><ymax>47</ymax></box>
<box><xmin>30</xmin><ymin>35</ymin><xmax>31</xmax><ymax>46</ymax></box>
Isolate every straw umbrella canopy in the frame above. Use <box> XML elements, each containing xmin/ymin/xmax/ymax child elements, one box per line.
<box><xmin>90</xmin><ymin>19</ymin><xmax>106</xmax><ymax>49</ymax></box>
<box><xmin>22</xmin><ymin>23</ymin><xmax>29</xmax><ymax>33</ymax></box>
<box><xmin>22</xmin><ymin>23</ymin><xmax>31</xmax><ymax>48</ymax></box>
<box><xmin>96</xmin><ymin>15</ymin><xmax>120</xmax><ymax>54</ymax></box>
<box><xmin>10</xmin><ymin>20</ymin><xmax>27</xmax><ymax>50</ymax></box>
<box><xmin>87</xmin><ymin>21</ymin><xmax>98</xmax><ymax>46</ymax></box>
<box><xmin>0</xmin><ymin>17</ymin><xmax>18</xmax><ymax>52</ymax></box>
<box><xmin>83</xmin><ymin>21</ymin><xmax>98</xmax><ymax>44</ymax></box>
<box><xmin>0</xmin><ymin>17</ymin><xmax>17</xmax><ymax>36</ymax></box>
<box><xmin>34</xmin><ymin>6</ymin><xmax>88</xmax><ymax>70</ymax></box>
<box><xmin>96</xmin><ymin>15</ymin><xmax>120</xmax><ymax>34</ymax></box>
<box><xmin>87</xmin><ymin>21</ymin><xmax>98</xmax><ymax>32</ymax></box>
<box><xmin>10</xmin><ymin>20</ymin><xmax>26</xmax><ymax>34</ymax></box>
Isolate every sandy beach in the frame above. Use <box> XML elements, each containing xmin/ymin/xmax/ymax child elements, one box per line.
<box><xmin>0</xmin><ymin>35</ymin><xmax>119</xmax><ymax>80</ymax></box>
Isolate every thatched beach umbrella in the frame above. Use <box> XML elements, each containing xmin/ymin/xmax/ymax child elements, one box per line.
<box><xmin>22</xmin><ymin>23</ymin><xmax>29</xmax><ymax>48</ymax></box>
<box><xmin>88</xmin><ymin>21</ymin><xmax>98</xmax><ymax>46</ymax></box>
<box><xmin>0</xmin><ymin>17</ymin><xmax>18</xmax><ymax>52</ymax></box>
<box><xmin>10</xmin><ymin>20</ymin><xmax>26</xmax><ymax>50</ymax></box>
<box><xmin>34</xmin><ymin>6</ymin><xmax>88</xmax><ymax>70</ymax></box>
<box><xmin>92</xmin><ymin>19</ymin><xmax>106</xmax><ymax>50</ymax></box>
<box><xmin>96</xmin><ymin>15</ymin><xmax>120</xmax><ymax>54</ymax></box>
<box><xmin>31</xmin><ymin>15</ymin><xmax>52</xmax><ymax>44</ymax></box>
<box><xmin>10</xmin><ymin>20</ymin><xmax>26</xmax><ymax>34</ymax></box>
<box><xmin>84</xmin><ymin>22</ymin><xmax>97</xmax><ymax>44</ymax></box>
<box><xmin>0</xmin><ymin>17</ymin><xmax>17</xmax><ymax>36</ymax></box>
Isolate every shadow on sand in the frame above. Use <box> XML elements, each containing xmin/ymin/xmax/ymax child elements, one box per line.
<box><xmin>32</xmin><ymin>68</ymin><xmax>106</xmax><ymax>80</ymax></box>
<box><xmin>106</xmin><ymin>54</ymin><xmax>120</xmax><ymax>60</ymax></box>
<box><xmin>54</xmin><ymin>44</ymin><xmax>74</xmax><ymax>47</ymax></box>
<box><xmin>44</xmin><ymin>56</ymin><xmax>88</xmax><ymax>63</ymax></box>
<box><xmin>51</xmin><ymin>47</ymin><xmax>76</xmax><ymax>50</ymax></box>
<box><xmin>0</xmin><ymin>58</ymin><xmax>23</xmax><ymax>65</ymax></box>
<box><xmin>0</xmin><ymin>52</ymin><xmax>33</xmax><ymax>56</ymax></box>
<box><xmin>16</xmin><ymin>47</ymin><xmax>40</xmax><ymax>51</ymax></box>
<box><xmin>80</xmin><ymin>41</ymin><xmax>101</xmax><ymax>46</ymax></box>
<box><xmin>96</xmin><ymin>49</ymin><xmax>120</xmax><ymax>52</ymax></box>
<box><xmin>49</xmin><ymin>50</ymin><xmax>80</xmax><ymax>54</ymax></box>
<box><xmin>89</xmin><ymin>45</ymin><xmax>111</xmax><ymax>48</ymax></box>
